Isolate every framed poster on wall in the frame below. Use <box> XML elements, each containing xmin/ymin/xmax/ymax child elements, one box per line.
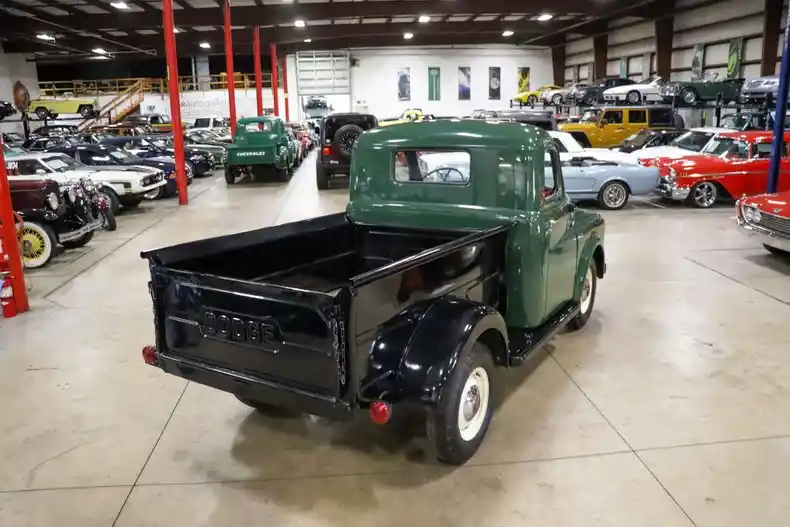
<box><xmin>397</xmin><ymin>67</ymin><xmax>411</xmax><ymax>101</ymax></box>
<box><xmin>488</xmin><ymin>67</ymin><xmax>501</xmax><ymax>100</ymax></box>
<box><xmin>517</xmin><ymin>67</ymin><xmax>530</xmax><ymax>93</ymax></box>
<box><xmin>691</xmin><ymin>44</ymin><xmax>704</xmax><ymax>80</ymax></box>
<box><xmin>619</xmin><ymin>58</ymin><xmax>627</xmax><ymax>79</ymax></box>
<box><xmin>458</xmin><ymin>67</ymin><xmax>471</xmax><ymax>100</ymax></box>
<box><xmin>428</xmin><ymin>67</ymin><xmax>441</xmax><ymax>101</ymax></box>
<box><xmin>727</xmin><ymin>38</ymin><xmax>743</xmax><ymax>79</ymax></box>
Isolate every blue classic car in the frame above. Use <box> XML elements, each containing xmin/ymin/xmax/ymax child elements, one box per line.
<box><xmin>560</xmin><ymin>157</ymin><xmax>659</xmax><ymax>209</ymax></box>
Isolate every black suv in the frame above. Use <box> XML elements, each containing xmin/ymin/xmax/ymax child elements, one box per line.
<box><xmin>570</xmin><ymin>78</ymin><xmax>636</xmax><ymax>105</ymax></box>
<box><xmin>316</xmin><ymin>113</ymin><xmax>377</xmax><ymax>189</ymax></box>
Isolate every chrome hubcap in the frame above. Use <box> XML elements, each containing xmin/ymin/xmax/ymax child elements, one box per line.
<box><xmin>693</xmin><ymin>183</ymin><xmax>716</xmax><ymax>207</ymax></box>
<box><xmin>462</xmin><ymin>385</ymin><xmax>481</xmax><ymax>422</ymax></box>
<box><xmin>458</xmin><ymin>367</ymin><xmax>490</xmax><ymax>442</ymax></box>
<box><xmin>604</xmin><ymin>184</ymin><xmax>626</xmax><ymax>208</ymax></box>
<box><xmin>580</xmin><ymin>267</ymin><xmax>593</xmax><ymax>313</ymax></box>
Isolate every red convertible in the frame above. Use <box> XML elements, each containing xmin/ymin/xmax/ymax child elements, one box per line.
<box><xmin>737</xmin><ymin>190</ymin><xmax>790</xmax><ymax>257</ymax></box>
<box><xmin>653</xmin><ymin>130</ymin><xmax>790</xmax><ymax>208</ymax></box>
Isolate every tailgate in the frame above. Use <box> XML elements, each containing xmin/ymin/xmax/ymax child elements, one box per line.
<box><xmin>228</xmin><ymin>146</ymin><xmax>275</xmax><ymax>164</ymax></box>
<box><xmin>150</xmin><ymin>266</ymin><xmax>348</xmax><ymax>400</ymax></box>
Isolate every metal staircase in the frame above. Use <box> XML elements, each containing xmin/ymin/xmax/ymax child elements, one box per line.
<box><xmin>77</xmin><ymin>79</ymin><xmax>145</xmax><ymax>131</ymax></box>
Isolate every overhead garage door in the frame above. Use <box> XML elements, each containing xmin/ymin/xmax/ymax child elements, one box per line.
<box><xmin>295</xmin><ymin>51</ymin><xmax>351</xmax><ymax>96</ymax></box>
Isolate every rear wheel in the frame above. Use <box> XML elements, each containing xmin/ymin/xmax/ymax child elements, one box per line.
<box><xmin>552</xmin><ymin>93</ymin><xmax>563</xmax><ymax>105</ymax></box>
<box><xmin>568</xmin><ymin>260</ymin><xmax>598</xmax><ymax>331</ymax></box>
<box><xmin>681</xmin><ymin>88</ymin><xmax>699</xmax><ymax>105</ymax></box>
<box><xmin>19</xmin><ymin>222</ymin><xmax>56</xmax><ymax>269</ymax></box>
<box><xmin>527</xmin><ymin>95</ymin><xmax>538</xmax><ymax>105</ymax></box>
<box><xmin>427</xmin><ymin>342</ymin><xmax>495</xmax><ymax>465</ymax></box>
<box><xmin>316</xmin><ymin>165</ymin><xmax>330</xmax><ymax>190</ymax></box>
<box><xmin>34</xmin><ymin>107</ymin><xmax>49</xmax><ymax>119</ymax></box>
<box><xmin>596</xmin><ymin>181</ymin><xmax>630</xmax><ymax>210</ymax></box>
<box><xmin>225</xmin><ymin>167</ymin><xmax>236</xmax><ymax>185</ymax></box>
<box><xmin>78</xmin><ymin>105</ymin><xmax>94</xmax><ymax>118</ymax></box>
<box><xmin>626</xmin><ymin>90</ymin><xmax>641</xmax><ymax>104</ymax></box>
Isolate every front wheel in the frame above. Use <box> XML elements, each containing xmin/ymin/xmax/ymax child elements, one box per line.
<box><xmin>143</xmin><ymin>185</ymin><xmax>166</xmax><ymax>200</ymax></box>
<box><xmin>35</xmin><ymin>107</ymin><xmax>49</xmax><ymax>119</ymax></box>
<box><xmin>427</xmin><ymin>342</ymin><xmax>495</xmax><ymax>465</ymax></box>
<box><xmin>681</xmin><ymin>88</ymin><xmax>698</xmax><ymax>105</ymax></box>
<box><xmin>19</xmin><ymin>222</ymin><xmax>57</xmax><ymax>269</ymax></box>
<box><xmin>78</xmin><ymin>105</ymin><xmax>94</xmax><ymax>118</ymax></box>
<box><xmin>626</xmin><ymin>90</ymin><xmax>641</xmax><ymax>104</ymax></box>
<box><xmin>101</xmin><ymin>189</ymin><xmax>121</xmax><ymax>214</ymax></box>
<box><xmin>568</xmin><ymin>260</ymin><xmax>598</xmax><ymax>331</ymax></box>
<box><xmin>688</xmin><ymin>181</ymin><xmax>718</xmax><ymax>208</ymax></box>
<box><xmin>98</xmin><ymin>206</ymin><xmax>117</xmax><ymax>231</ymax></box>
<box><xmin>552</xmin><ymin>94</ymin><xmax>563</xmax><ymax>105</ymax></box>
<box><xmin>527</xmin><ymin>95</ymin><xmax>538</xmax><ymax>106</ymax></box>
<box><xmin>597</xmin><ymin>181</ymin><xmax>630</xmax><ymax>210</ymax></box>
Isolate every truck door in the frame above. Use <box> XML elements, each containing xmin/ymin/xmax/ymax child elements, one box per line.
<box><xmin>541</xmin><ymin>145</ymin><xmax>577</xmax><ymax>317</ymax></box>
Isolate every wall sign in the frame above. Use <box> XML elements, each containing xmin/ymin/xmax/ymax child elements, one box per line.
<box><xmin>458</xmin><ymin>67</ymin><xmax>471</xmax><ymax>100</ymax></box>
<box><xmin>517</xmin><ymin>67</ymin><xmax>530</xmax><ymax>93</ymax></box>
<box><xmin>397</xmin><ymin>67</ymin><xmax>411</xmax><ymax>102</ymax></box>
<box><xmin>428</xmin><ymin>67</ymin><xmax>441</xmax><ymax>101</ymax></box>
<box><xmin>727</xmin><ymin>38</ymin><xmax>743</xmax><ymax>79</ymax></box>
<box><xmin>691</xmin><ymin>44</ymin><xmax>705</xmax><ymax>80</ymax></box>
<box><xmin>488</xmin><ymin>67</ymin><xmax>501</xmax><ymax>100</ymax></box>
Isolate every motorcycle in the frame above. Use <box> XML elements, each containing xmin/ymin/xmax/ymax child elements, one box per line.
<box><xmin>74</xmin><ymin>179</ymin><xmax>117</xmax><ymax>232</ymax></box>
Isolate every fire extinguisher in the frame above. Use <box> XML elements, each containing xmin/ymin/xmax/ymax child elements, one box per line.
<box><xmin>1</xmin><ymin>273</ymin><xmax>16</xmax><ymax>319</ymax></box>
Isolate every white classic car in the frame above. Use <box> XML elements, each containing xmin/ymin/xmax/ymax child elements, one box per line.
<box><xmin>548</xmin><ymin>131</ymin><xmax>639</xmax><ymax>165</ymax></box>
<box><xmin>630</xmin><ymin>127</ymin><xmax>731</xmax><ymax>162</ymax></box>
<box><xmin>603</xmin><ymin>77</ymin><xmax>664</xmax><ymax>104</ymax></box>
<box><xmin>5</xmin><ymin>152</ymin><xmax>166</xmax><ymax>210</ymax></box>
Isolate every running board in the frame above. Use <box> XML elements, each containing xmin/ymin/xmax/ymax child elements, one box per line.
<box><xmin>507</xmin><ymin>302</ymin><xmax>580</xmax><ymax>366</ymax></box>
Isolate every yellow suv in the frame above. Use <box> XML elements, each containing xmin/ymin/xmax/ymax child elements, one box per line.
<box><xmin>559</xmin><ymin>106</ymin><xmax>676</xmax><ymax>147</ymax></box>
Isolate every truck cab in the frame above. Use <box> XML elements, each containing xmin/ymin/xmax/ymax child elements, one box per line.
<box><xmin>140</xmin><ymin>119</ymin><xmax>606</xmax><ymax>465</ymax></box>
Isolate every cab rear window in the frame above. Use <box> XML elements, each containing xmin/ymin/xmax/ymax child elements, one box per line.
<box><xmin>393</xmin><ymin>150</ymin><xmax>470</xmax><ymax>185</ymax></box>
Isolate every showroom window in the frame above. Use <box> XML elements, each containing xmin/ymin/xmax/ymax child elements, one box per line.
<box><xmin>393</xmin><ymin>150</ymin><xmax>470</xmax><ymax>184</ymax></box>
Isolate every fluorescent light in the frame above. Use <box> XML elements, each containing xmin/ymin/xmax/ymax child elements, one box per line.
<box><xmin>304</xmin><ymin>38</ymin><xmax>312</xmax><ymax>43</ymax></box>
<box><xmin>294</xmin><ymin>19</ymin><xmax>306</xmax><ymax>28</ymax></box>
<box><xmin>199</xmin><ymin>42</ymin><xmax>211</xmax><ymax>49</ymax></box>
<box><xmin>404</xmin><ymin>32</ymin><xmax>414</xmax><ymax>39</ymax></box>
<box><xmin>90</xmin><ymin>56</ymin><xmax>109</xmax><ymax>60</ymax></box>
<box><xmin>110</xmin><ymin>1</ymin><xmax>130</xmax><ymax>9</ymax></box>
<box><xmin>502</xmin><ymin>30</ymin><xmax>514</xmax><ymax>37</ymax></box>
<box><xmin>36</xmin><ymin>33</ymin><xmax>55</xmax><ymax>41</ymax></box>
<box><xmin>174</xmin><ymin>28</ymin><xmax>182</xmax><ymax>33</ymax></box>
<box><xmin>537</xmin><ymin>13</ymin><xmax>553</xmax><ymax>21</ymax></box>
<box><xmin>418</xmin><ymin>15</ymin><xmax>430</xmax><ymax>23</ymax></box>
<box><xmin>92</xmin><ymin>47</ymin><xmax>107</xmax><ymax>54</ymax></box>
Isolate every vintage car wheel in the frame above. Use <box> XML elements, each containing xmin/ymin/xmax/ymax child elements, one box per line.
<box><xmin>224</xmin><ymin>167</ymin><xmax>236</xmax><ymax>185</ymax></box>
<box><xmin>19</xmin><ymin>222</ymin><xmax>56</xmax><ymax>269</ymax></box>
<box><xmin>62</xmin><ymin>230</ymin><xmax>94</xmax><ymax>250</ymax></box>
<box><xmin>688</xmin><ymin>181</ymin><xmax>718</xmax><ymax>208</ymax></box>
<box><xmin>333</xmin><ymin>124</ymin><xmax>364</xmax><ymax>159</ymax></box>
<box><xmin>764</xmin><ymin>244</ymin><xmax>790</xmax><ymax>258</ymax></box>
<box><xmin>78</xmin><ymin>105</ymin><xmax>94</xmax><ymax>118</ymax></box>
<box><xmin>626</xmin><ymin>90</ymin><xmax>641</xmax><ymax>104</ymax></box>
<box><xmin>235</xmin><ymin>395</ymin><xmax>296</xmax><ymax>417</ymax></box>
<box><xmin>427</xmin><ymin>342</ymin><xmax>494</xmax><ymax>465</ymax></box>
<box><xmin>34</xmin><ymin>107</ymin><xmax>49</xmax><ymax>119</ymax></box>
<box><xmin>568</xmin><ymin>260</ymin><xmax>598</xmax><ymax>331</ymax></box>
<box><xmin>551</xmin><ymin>94</ymin><xmax>563</xmax><ymax>105</ymax></box>
<box><xmin>681</xmin><ymin>88</ymin><xmax>699</xmax><ymax>104</ymax></box>
<box><xmin>98</xmin><ymin>207</ymin><xmax>117</xmax><ymax>232</ymax></box>
<box><xmin>597</xmin><ymin>181</ymin><xmax>630</xmax><ymax>210</ymax></box>
<box><xmin>101</xmin><ymin>189</ymin><xmax>121</xmax><ymax>214</ymax></box>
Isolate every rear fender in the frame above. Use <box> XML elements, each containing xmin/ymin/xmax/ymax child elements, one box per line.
<box><xmin>574</xmin><ymin>235</ymin><xmax>605</xmax><ymax>301</ymax></box>
<box><xmin>393</xmin><ymin>297</ymin><xmax>508</xmax><ymax>406</ymax></box>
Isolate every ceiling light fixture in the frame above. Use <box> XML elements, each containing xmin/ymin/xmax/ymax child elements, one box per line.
<box><xmin>404</xmin><ymin>32</ymin><xmax>414</xmax><ymax>39</ymax></box>
<box><xmin>294</xmin><ymin>19</ymin><xmax>306</xmax><ymax>28</ymax></box>
<box><xmin>36</xmin><ymin>33</ymin><xmax>55</xmax><ymax>41</ymax></box>
<box><xmin>418</xmin><ymin>15</ymin><xmax>430</xmax><ymax>23</ymax></box>
<box><xmin>304</xmin><ymin>38</ymin><xmax>312</xmax><ymax>43</ymax></box>
<box><xmin>199</xmin><ymin>42</ymin><xmax>211</xmax><ymax>49</ymax></box>
<box><xmin>92</xmin><ymin>47</ymin><xmax>107</xmax><ymax>54</ymax></box>
<box><xmin>502</xmin><ymin>30</ymin><xmax>514</xmax><ymax>37</ymax></box>
<box><xmin>537</xmin><ymin>13</ymin><xmax>553</xmax><ymax>21</ymax></box>
<box><xmin>91</xmin><ymin>55</ymin><xmax>110</xmax><ymax>60</ymax></box>
<box><xmin>110</xmin><ymin>1</ymin><xmax>130</xmax><ymax>9</ymax></box>
<box><xmin>174</xmin><ymin>28</ymin><xmax>182</xmax><ymax>33</ymax></box>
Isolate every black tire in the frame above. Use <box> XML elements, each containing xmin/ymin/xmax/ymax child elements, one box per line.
<box><xmin>568</xmin><ymin>259</ymin><xmax>598</xmax><ymax>331</ymax></box>
<box><xmin>427</xmin><ymin>342</ymin><xmax>495</xmax><ymax>465</ymax></box>
<box><xmin>570</xmin><ymin>132</ymin><xmax>592</xmax><ymax>148</ymax></box>
<box><xmin>681</xmin><ymin>88</ymin><xmax>698</xmax><ymax>105</ymax></box>
<box><xmin>626</xmin><ymin>90</ymin><xmax>641</xmax><ymax>104</ymax></box>
<box><xmin>527</xmin><ymin>95</ymin><xmax>538</xmax><ymax>105</ymax></box>
<box><xmin>333</xmin><ymin>123</ymin><xmax>364</xmax><ymax>160</ymax></box>
<box><xmin>101</xmin><ymin>189</ymin><xmax>121</xmax><ymax>215</ymax></box>
<box><xmin>99</xmin><ymin>207</ymin><xmax>117</xmax><ymax>231</ymax></box>
<box><xmin>19</xmin><ymin>221</ymin><xmax>57</xmax><ymax>269</ymax></box>
<box><xmin>235</xmin><ymin>395</ymin><xmax>296</xmax><ymax>417</ymax></box>
<box><xmin>78</xmin><ymin>105</ymin><xmax>93</xmax><ymax>118</ymax></box>
<box><xmin>61</xmin><ymin>230</ymin><xmax>94</xmax><ymax>249</ymax></box>
<box><xmin>278</xmin><ymin>167</ymin><xmax>292</xmax><ymax>182</ymax></box>
<box><xmin>552</xmin><ymin>93</ymin><xmax>563</xmax><ymax>105</ymax></box>
<box><xmin>143</xmin><ymin>185</ymin><xmax>166</xmax><ymax>200</ymax></box>
<box><xmin>48</xmin><ymin>112</ymin><xmax>58</xmax><ymax>119</ymax></box>
<box><xmin>120</xmin><ymin>198</ymin><xmax>141</xmax><ymax>209</ymax></box>
<box><xmin>687</xmin><ymin>181</ymin><xmax>718</xmax><ymax>209</ymax></box>
<box><xmin>764</xmin><ymin>244</ymin><xmax>790</xmax><ymax>257</ymax></box>
<box><xmin>596</xmin><ymin>180</ymin><xmax>630</xmax><ymax>210</ymax></box>
<box><xmin>35</xmin><ymin>107</ymin><xmax>48</xmax><ymax>119</ymax></box>
<box><xmin>316</xmin><ymin>164</ymin><xmax>330</xmax><ymax>190</ymax></box>
<box><xmin>225</xmin><ymin>167</ymin><xmax>236</xmax><ymax>185</ymax></box>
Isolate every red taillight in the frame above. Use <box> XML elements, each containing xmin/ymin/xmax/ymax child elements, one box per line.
<box><xmin>142</xmin><ymin>345</ymin><xmax>157</xmax><ymax>365</ymax></box>
<box><xmin>369</xmin><ymin>401</ymin><xmax>391</xmax><ymax>425</ymax></box>
<box><xmin>322</xmin><ymin>145</ymin><xmax>332</xmax><ymax>157</ymax></box>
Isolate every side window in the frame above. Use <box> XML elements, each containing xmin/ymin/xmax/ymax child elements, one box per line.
<box><xmin>551</xmin><ymin>137</ymin><xmax>568</xmax><ymax>153</ymax></box>
<box><xmin>602</xmin><ymin>110</ymin><xmax>623</xmax><ymax>124</ymax></box>
<box><xmin>6</xmin><ymin>159</ymin><xmax>46</xmax><ymax>175</ymax></box>
<box><xmin>542</xmin><ymin>148</ymin><xmax>563</xmax><ymax>199</ymax></box>
<box><xmin>393</xmin><ymin>150</ymin><xmax>470</xmax><ymax>185</ymax></box>
<box><xmin>628</xmin><ymin>110</ymin><xmax>646</xmax><ymax>124</ymax></box>
<box><xmin>649</xmin><ymin>108</ymin><xmax>673</xmax><ymax>126</ymax></box>
<box><xmin>150</xmin><ymin>115</ymin><xmax>161</xmax><ymax>125</ymax></box>
<box><xmin>727</xmin><ymin>141</ymin><xmax>749</xmax><ymax>159</ymax></box>
<box><xmin>753</xmin><ymin>142</ymin><xmax>786</xmax><ymax>158</ymax></box>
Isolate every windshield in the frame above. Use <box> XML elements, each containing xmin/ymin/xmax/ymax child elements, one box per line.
<box><xmin>141</xmin><ymin>138</ymin><xmax>169</xmax><ymax>150</ymax></box>
<box><xmin>580</xmin><ymin>109</ymin><xmax>602</xmax><ymax>123</ymax></box>
<box><xmin>669</xmin><ymin>131</ymin><xmax>714</xmax><ymax>152</ymax></box>
<box><xmin>43</xmin><ymin>155</ymin><xmax>82</xmax><ymax>172</ymax></box>
<box><xmin>621</xmin><ymin>131</ymin><xmax>654</xmax><ymax>147</ymax></box>
<box><xmin>194</xmin><ymin>118</ymin><xmax>211</xmax><ymax>128</ymax></box>
<box><xmin>104</xmin><ymin>147</ymin><xmax>140</xmax><ymax>163</ymax></box>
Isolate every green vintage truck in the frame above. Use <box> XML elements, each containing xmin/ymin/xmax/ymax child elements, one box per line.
<box><xmin>225</xmin><ymin>116</ymin><xmax>299</xmax><ymax>184</ymax></box>
<box><xmin>140</xmin><ymin>119</ymin><xmax>607</xmax><ymax>465</ymax></box>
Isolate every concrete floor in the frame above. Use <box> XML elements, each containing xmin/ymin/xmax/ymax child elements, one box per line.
<box><xmin>2</xmin><ymin>152</ymin><xmax>790</xmax><ymax>526</ymax></box>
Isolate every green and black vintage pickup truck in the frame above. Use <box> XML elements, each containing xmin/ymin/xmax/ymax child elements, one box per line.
<box><xmin>224</xmin><ymin>116</ymin><xmax>299</xmax><ymax>184</ymax></box>
<box><xmin>140</xmin><ymin>119</ymin><xmax>607</xmax><ymax>465</ymax></box>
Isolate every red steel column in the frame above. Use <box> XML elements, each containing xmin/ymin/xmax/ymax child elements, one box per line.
<box><xmin>223</xmin><ymin>0</ymin><xmax>237</xmax><ymax>136</ymax></box>
<box><xmin>253</xmin><ymin>26</ymin><xmax>263</xmax><ymax>116</ymax></box>
<box><xmin>0</xmin><ymin>138</ymin><xmax>29</xmax><ymax>313</ymax></box>
<box><xmin>270</xmin><ymin>43</ymin><xmax>279</xmax><ymax>116</ymax></box>
<box><xmin>162</xmin><ymin>0</ymin><xmax>188</xmax><ymax>204</ymax></box>
<box><xmin>282</xmin><ymin>55</ymin><xmax>290</xmax><ymax>122</ymax></box>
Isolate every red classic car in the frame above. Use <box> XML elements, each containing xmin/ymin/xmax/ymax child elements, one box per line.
<box><xmin>736</xmin><ymin>190</ymin><xmax>790</xmax><ymax>256</ymax></box>
<box><xmin>654</xmin><ymin>130</ymin><xmax>790</xmax><ymax>208</ymax></box>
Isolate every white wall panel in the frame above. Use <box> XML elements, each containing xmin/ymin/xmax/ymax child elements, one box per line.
<box><xmin>608</xmin><ymin>20</ymin><xmax>655</xmax><ymax>47</ymax></box>
<box><xmin>566</xmin><ymin>51</ymin><xmax>594</xmax><ymax>66</ymax></box>
<box><xmin>566</xmin><ymin>37</ymin><xmax>593</xmax><ymax>56</ymax></box>
<box><xmin>674</xmin><ymin>0</ymin><xmax>764</xmax><ymax>31</ymax></box>
<box><xmin>673</xmin><ymin>14</ymin><xmax>763</xmax><ymax>49</ymax></box>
